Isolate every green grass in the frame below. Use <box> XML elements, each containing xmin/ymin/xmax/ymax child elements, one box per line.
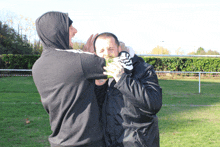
<box><xmin>0</xmin><ymin>76</ymin><xmax>220</xmax><ymax>146</ymax></box>
<box><xmin>158</xmin><ymin>78</ymin><xmax>220</xmax><ymax>147</ymax></box>
<box><xmin>0</xmin><ymin>77</ymin><xmax>51</xmax><ymax>146</ymax></box>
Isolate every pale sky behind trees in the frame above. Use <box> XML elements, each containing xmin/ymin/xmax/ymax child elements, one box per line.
<box><xmin>1</xmin><ymin>0</ymin><xmax>220</xmax><ymax>55</ymax></box>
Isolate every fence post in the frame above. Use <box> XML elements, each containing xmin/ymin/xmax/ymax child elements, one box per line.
<box><xmin>199</xmin><ymin>72</ymin><xmax>201</xmax><ymax>93</ymax></box>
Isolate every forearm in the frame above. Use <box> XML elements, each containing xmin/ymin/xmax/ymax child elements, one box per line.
<box><xmin>114</xmin><ymin>73</ymin><xmax>162</xmax><ymax>114</ymax></box>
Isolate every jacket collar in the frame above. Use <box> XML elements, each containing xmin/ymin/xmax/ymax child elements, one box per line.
<box><xmin>132</xmin><ymin>54</ymin><xmax>139</xmax><ymax>65</ymax></box>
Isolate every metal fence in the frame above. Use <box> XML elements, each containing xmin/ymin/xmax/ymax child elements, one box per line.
<box><xmin>137</xmin><ymin>54</ymin><xmax>220</xmax><ymax>93</ymax></box>
<box><xmin>0</xmin><ymin>69</ymin><xmax>219</xmax><ymax>94</ymax></box>
<box><xmin>155</xmin><ymin>71</ymin><xmax>220</xmax><ymax>93</ymax></box>
<box><xmin>0</xmin><ymin>69</ymin><xmax>32</xmax><ymax>77</ymax></box>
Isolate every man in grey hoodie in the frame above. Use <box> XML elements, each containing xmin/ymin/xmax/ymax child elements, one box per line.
<box><xmin>32</xmin><ymin>11</ymin><xmax>107</xmax><ymax>147</ymax></box>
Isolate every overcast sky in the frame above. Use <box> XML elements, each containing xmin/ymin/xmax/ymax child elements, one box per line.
<box><xmin>1</xmin><ymin>0</ymin><xmax>220</xmax><ymax>54</ymax></box>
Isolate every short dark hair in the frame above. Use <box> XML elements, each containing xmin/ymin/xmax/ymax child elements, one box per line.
<box><xmin>93</xmin><ymin>32</ymin><xmax>120</xmax><ymax>52</ymax></box>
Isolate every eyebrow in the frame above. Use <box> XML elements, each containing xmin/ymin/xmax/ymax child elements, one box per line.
<box><xmin>99</xmin><ymin>47</ymin><xmax>115</xmax><ymax>51</ymax></box>
<box><xmin>108</xmin><ymin>47</ymin><xmax>115</xmax><ymax>49</ymax></box>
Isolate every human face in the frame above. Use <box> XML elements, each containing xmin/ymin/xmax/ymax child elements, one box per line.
<box><xmin>95</xmin><ymin>37</ymin><xmax>121</xmax><ymax>58</ymax></box>
<box><xmin>69</xmin><ymin>25</ymin><xmax>77</xmax><ymax>46</ymax></box>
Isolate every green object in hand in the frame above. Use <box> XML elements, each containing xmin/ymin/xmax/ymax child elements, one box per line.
<box><xmin>105</xmin><ymin>58</ymin><xmax>114</xmax><ymax>78</ymax></box>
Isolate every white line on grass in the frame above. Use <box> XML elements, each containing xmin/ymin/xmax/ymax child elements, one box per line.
<box><xmin>162</xmin><ymin>104</ymin><xmax>220</xmax><ymax>107</ymax></box>
<box><xmin>0</xmin><ymin>102</ymin><xmax>41</xmax><ymax>104</ymax></box>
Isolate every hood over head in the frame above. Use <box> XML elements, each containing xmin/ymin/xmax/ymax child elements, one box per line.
<box><xmin>36</xmin><ymin>11</ymin><xmax>72</xmax><ymax>50</ymax></box>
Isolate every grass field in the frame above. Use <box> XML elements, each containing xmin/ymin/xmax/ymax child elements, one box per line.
<box><xmin>0</xmin><ymin>76</ymin><xmax>220</xmax><ymax>147</ymax></box>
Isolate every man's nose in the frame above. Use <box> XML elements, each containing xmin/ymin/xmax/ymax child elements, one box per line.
<box><xmin>104</xmin><ymin>49</ymin><xmax>109</xmax><ymax>57</ymax></box>
<box><xmin>73</xmin><ymin>27</ymin><xmax>77</xmax><ymax>34</ymax></box>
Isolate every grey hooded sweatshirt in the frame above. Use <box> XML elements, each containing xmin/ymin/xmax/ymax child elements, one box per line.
<box><xmin>32</xmin><ymin>11</ymin><xmax>107</xmax><ymax>146</ymax></box>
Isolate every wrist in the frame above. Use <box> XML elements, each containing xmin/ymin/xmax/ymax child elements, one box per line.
<box><xmin>114</xmin><ymin>70</ymin><xmax>124</xmax><ymax>82</ymax></box>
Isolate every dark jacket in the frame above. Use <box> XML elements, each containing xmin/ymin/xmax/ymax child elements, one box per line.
<box><xmin>95</xmin><ymin>55</ymin><xmax>162</xmax><ymax>147</ymax></box>
<box><xmin>32</xmin><ymin>11</ymin><xmax>107</xmax><ymax>146</ymax></box>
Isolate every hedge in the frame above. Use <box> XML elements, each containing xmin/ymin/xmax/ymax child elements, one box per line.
<box><xmin>0</xmin><ymin>54</ymin><xmax>220</xmax><ymax>72</ymax></box>
<box><xmin>140</xmin><ymin>57</ymin><xmax>219</xmax><ymax>72</ymax></box>
<box><xmin>0</xmin><ymin>54</ymin><xmax>40</xmax><ymax>69</ymax></box>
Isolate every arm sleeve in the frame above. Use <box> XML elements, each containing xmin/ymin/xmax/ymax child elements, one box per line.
<box><xmin>114</xmin><ymin>66</ymin><xmax>162</xmax><ymax>114</ymax></box>
<box><xmin>80</xmin><ymin>53</ymin><xmax>107</xmax><ymax>79</ymax></box>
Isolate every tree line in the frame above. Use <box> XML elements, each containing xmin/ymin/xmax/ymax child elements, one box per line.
<box><xmin>0</xmin><ymin>21</ymin><xmax>42</xmax><ymax>54</ymax></box>
<box><xmin>188</xmin><ymin>47</ymin><xmax>220</xmax><ymax>55</ymax></box>
<box><xmin>0</xmin><ymin>10</ymin><xmax>85</xmax><ymax>55</ymax></box>
<box><xmin>0</xmin><ymin>20</ymin><xmax>86</xmax><ymax>55</ymax></box>
<box><xmin>140</xmin><ymin>46</ymin><xmax>219</xmax><ymax>55</ymax></box>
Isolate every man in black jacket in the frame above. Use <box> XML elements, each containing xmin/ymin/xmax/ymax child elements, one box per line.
<box><xmin>32</xmin><ymin>11</ymin><xmax>107</xmax><ymax>147</ymax></box>
<box><xmin>94</xmin><ymin>32</ymin><xmax>162</xmax><ymax>147</ymax></box>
